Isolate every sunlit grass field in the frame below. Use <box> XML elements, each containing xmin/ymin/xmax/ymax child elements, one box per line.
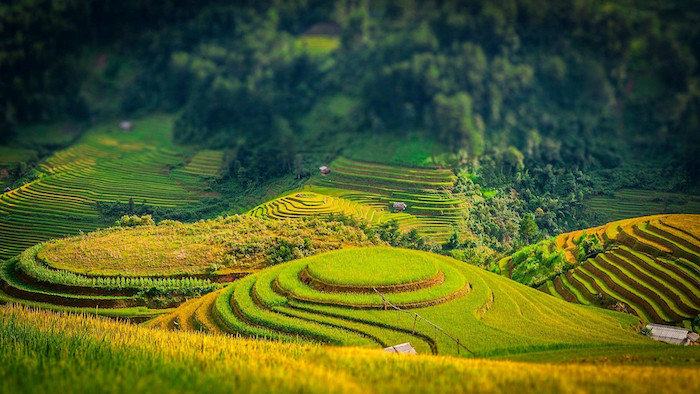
<box><xmin>151</xmin><ymin>247</ymin><xmax>655</xmax><ymax>358</ymax></box>
<box><xmin>0</xmin><ymin>215</ymin><xmax>379</xmax><ymax>319</ymax></box>
<box><xmin>2</xmin><ymin>305</ymin><xmax>698</xmax><ymax>394</ymax></box>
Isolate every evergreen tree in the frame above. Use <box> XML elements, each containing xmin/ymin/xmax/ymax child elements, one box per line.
<box><xmin>519</xmin><ymin>213</ymin><xmax>538</xmax><ymax>243</ymax></box>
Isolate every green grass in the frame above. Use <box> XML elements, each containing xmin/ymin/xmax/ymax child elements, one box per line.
<box><xmin>159</xmin><ymin>247</ymin><xmax>653</xmax><ymax>358</ymax></box>
<box><xmin>501</xmin><ymin>343</ymin><xmax>700</xmax><ymax>366</ymax></box>
<box><xmin>4</xmin><ymin>305</ymin><xmax>699</xmax><ymax>394</ymax></box>
<box><xmin>306</xmin><ymin>247</ymin><xmax>440</xmax><ymax>286</ymax></box>
<box><xmin>276</xmin><ymin>257</ymin><xmax>467</xmax><ymax>308</ymax></box>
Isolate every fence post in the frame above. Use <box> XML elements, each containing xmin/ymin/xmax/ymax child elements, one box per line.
<box><xmin>412</xmin><ymin>315</ymin><xmax>417</xmax><ymax>334</ymax></box>
<box><xmin>457</xmin><ymin>339</ymin><xmax>460</xmax><ymax>355</ymax></box>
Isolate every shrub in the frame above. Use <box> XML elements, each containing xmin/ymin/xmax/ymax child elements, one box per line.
<box><xmin>116</xmin><ymin>214</ymin><xmax>155</xmax><ymax>227</ymax></box>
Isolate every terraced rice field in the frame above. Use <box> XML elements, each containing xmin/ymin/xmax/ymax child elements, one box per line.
<box><xmin>0</xmin><ymin>215</ymin><xmax>377</xmax><ymax>320</ymax></box>
<box><xmin>540</xmin><ymin>214</ymin><xmax>700</xmax><ymax>326</ymax></box>
<box><xmin>250</xmin><ymin>158</ymin><xmax>466</xmax><ymax>242</ymax></box>
<box><xmin>586</xmin><ymin>189</ymin><xmax>700</xmax><ymax>221</ymax></box>
<box><xmin>171</xmin><ymin>149</ymin><xmax>225</xmax><ymax>182</ymax></box>
<box><xmin>150</xmin><ymin>247</ymin><xmax>649</xmax><ymax>357</ymax></box>
<box><xmin>0</xmin><ymin>241</ymin><xmax>220</xmax><ymax>320</ymax></box>
<box><xmin>0</xmin><ymin>115</ymin><xmax>223</xmax><ymax>260</ymax></box>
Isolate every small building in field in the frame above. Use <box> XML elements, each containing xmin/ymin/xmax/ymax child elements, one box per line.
<box><xmin>3</xmin><ymin>187</ymin><xmax>10</xmax><ymax>193</ymax></box>
<box><xmin>392</xmin><ymin>202</ymin><xmax>408</xmax><ymax>211</ymax></box>
<box><xmin>119</xmin><ymin>121</ymin><xmax>134</xmax><ymax>132</ymax></box>
<box><xmin>319</xmin><ymin>166</ymin><xmax>331</xmax><ymax>175</ymax></box>
<box><xmin>646</xmin><ymin>324</ymin><xmax>699</xmax><ymax>345</ymax></box>
<box><xmin>384</xmin><ymin>342</ymin><xmax>417</xmax><ymax>354</ymax></box>
<box><xmin>688</xmin><ymin>332</ymin><xmax>700</xmax><ymax>344</ymax></box>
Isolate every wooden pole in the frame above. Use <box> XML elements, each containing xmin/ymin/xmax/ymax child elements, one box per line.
<box><xmin>412</xmin><ymin>315</ymin><xmax>417</xmax><ymax>334</ymax></box>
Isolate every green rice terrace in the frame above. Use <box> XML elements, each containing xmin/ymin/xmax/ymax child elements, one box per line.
<box><xmin>149</xmin><ymin>247</ymin><xmax>653</xmax><ymax>358</ymax></box>
<box><xmin>503</xmin><ymin>215</ymin><xmax>700</xmax><ymax>328</ymax></box>
<box><xmin>586</xmin><ymin>189</ymin><xmax>700</xmax><ymax>221</ymax></box>
<box><xmin>0</xmin><ymin>215</ymin><xmax>377</xmax><ymax>320</ymax></box>
<box><xmin>0</xmin><ymin>115</ymin><xmax>224</xmax><ymax>260</ymax></box>
<box><xmin>250</xmin><ymin>157</ymin><xmax>465</xmax><ymax>242</ymax></box>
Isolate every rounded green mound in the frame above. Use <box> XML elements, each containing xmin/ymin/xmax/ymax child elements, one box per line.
<box><xmin>305</xmin><ymin>247</ymin><xmax>440</xmax><ymax>287</ymax></box>
<box><xmin>209</xmin><ymin>247</ymin><xmax>649</xmax><ymax>357</ymax></box>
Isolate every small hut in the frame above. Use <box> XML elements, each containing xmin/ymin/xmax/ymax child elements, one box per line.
<box><xmin>3</xmin><ymin>187</ymin><xmax>11</xmax><ymax>193</ymax></box>
<box><xmin>319</xmin><ymin>166</ymin><xmax>331</xmax><ymax>176</ymax></box>
<box><xmin>384</xmin><ymin>342</ymin><xmax>417</xmax><ymax>354</ymax></box>
<box><xmin>119</xmin><ymin>121</ymin><xmax>134</xmax><ymax>132</ymax></box>
<box><xmin>646</xmin><ymin>324</ymin><xmax>699</xmax><ymax>345</ymax></box>
<box><xmin>392</xmin><ymin>202</ymin><xmax>407</xmax><ymax>211</ymax></box>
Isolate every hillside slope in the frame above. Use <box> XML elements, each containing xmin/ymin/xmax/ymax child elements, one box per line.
<box><xmin>0</xmin><ymin>215</ymin><xmax>378</xmax><ymax>320</ymax></box>
<box><xmin>3</xmin><ymin>305</ymin><xmax>699</xmax><ymax>394</ymax></box>
<box><xmin>149</xmin><ymin>247</ymin><xmax>650</xmax><ymax>358</ymax></box>
<box><xmin>503</xmin><ymin>215</ymin><xmax>700</xmax><ymax>327</ymax></box>
<box><xmin>0</xmin><ymin>115</ymin><xmax>224</xmax><ymax>260</ymax></box>
<box><xmin>250</xmin><ymin>157</ymin><xmax>465</xmax><ymax>242</ymax></box>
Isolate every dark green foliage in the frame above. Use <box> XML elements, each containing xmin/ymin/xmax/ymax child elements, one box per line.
<box><xmin>372</xmin><ymin>220</ymin><xmax>436</xmax><ymax>252</ymax></box>
<box><xmin>573</xmin><ymin>232</ymin><xmax>606</xmax><ymax>262</ymax></box>
<box><xmin>509</xmin><ymin>239</ymin><xmax>566</xmax><ymax>287</ymax></box>
<box><xmin>3</xmin><ymin>0</ymin><xmax>699</xmax><ymax>241</ymax></box>
<box><xmin>519</xmin><ymin>214</ymin><xmax>538</xmax><ymax>243</ymax></box>
<box><xmin>5</xmin><ymin>0</ymin><xmax>698</xmax><ymax>177</ymax></box>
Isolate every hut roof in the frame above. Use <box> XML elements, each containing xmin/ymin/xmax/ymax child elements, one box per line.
<box><xmin>319</xmin><ymin>166</ymin><xmax>329</xmax><ymax>171</ymax></box>
<box><xmin>646</xmin><ymin>324</ymin><xmax>691</xmax><ymax>345</ymax></box>
<box><xmin>119</xmin><ymin>121</ymin><xmax>133</xmax><ymax>130</ymax></box>
<box><xmin>393</xmin><ymin>202</ymin><xmax>407</xmax><ymax>209</ymax></box>
<box><xmin>3</xmin><ymin>187</ymin><xmax>11</xmax><ymax>192</ymax></box>
<box><xmin>383</xmin><ymin>342</ymin><xmax>417</xmax><ymax>354</ymax></box>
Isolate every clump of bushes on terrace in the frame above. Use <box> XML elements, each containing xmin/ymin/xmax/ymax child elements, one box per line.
<box><xmin>115</xmin><ymin>214</ymin><xmax>155</xmax><ymax>227</ymax></box>
<box><xmin>509</xmin><ymin>239</ymin><xmax>567</xmax><ymax>287</ymax></box>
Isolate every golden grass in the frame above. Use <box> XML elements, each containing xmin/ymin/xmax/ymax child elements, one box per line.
<box><xmin>2</xmin><ymin>304</ymin><xmax>699</xmax><ymax>394</ymax></box>
<box><xmin>39</xmin><ymin>215</ymin><xmax>378</xmax><ymax>277</ymax></box>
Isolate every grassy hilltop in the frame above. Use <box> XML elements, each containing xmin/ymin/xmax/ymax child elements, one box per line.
<box><xmin>149</xmin><ymin>246</ymin><xmax>652</xmax><ymax>358</ymax></box>
<box><xmin>0</xmin><ymin>215</ymin><xmax>379</xmax><ymax>319</ymax></box>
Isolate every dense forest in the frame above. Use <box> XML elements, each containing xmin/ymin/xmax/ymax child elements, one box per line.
<box><xmin>2</xmin><ymin>0</ymin><xmax>699</xmax><ymax>258</ymax></box>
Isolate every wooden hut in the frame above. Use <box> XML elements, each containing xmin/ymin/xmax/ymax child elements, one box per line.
<box><xmin>319</xmin><ymin>166</ymin><xmax>331</xmax><ymax>175</ymax></box>
<box><xmin>392</xmin><ymin>202</ymin><xmax>407</xmax><ymax>211</ymax></box>
<box><xmin>646</xmin><ymin>324</ymin><xmax>699</xmax><ymax>345</ymax></box>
